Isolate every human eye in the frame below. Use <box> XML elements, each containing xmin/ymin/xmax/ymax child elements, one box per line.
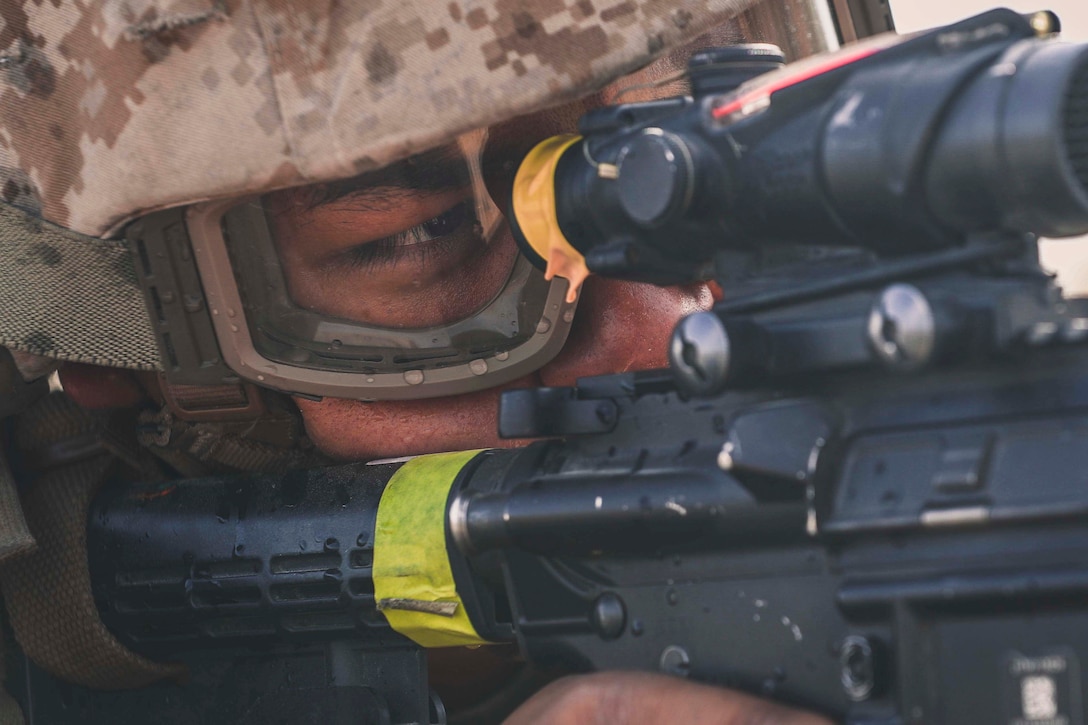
<box><xmin>341</xmin><ymin>199</ymin><xmax>480</xmax><ymax>271</ymax></box>
<box><xmin>264</xmin><ymin>140</ymin><xmax>520</xmax><ymax>328</ymax></box>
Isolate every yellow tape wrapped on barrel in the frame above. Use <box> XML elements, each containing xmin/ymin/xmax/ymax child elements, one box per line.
<box><xmin>373</xmin><ymin>450</ymin><xmax>492</xmax><ymax>648</ymax></box>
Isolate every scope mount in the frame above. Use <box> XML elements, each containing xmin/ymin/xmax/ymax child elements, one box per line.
<box><xmin>670</xmin><ymin>232</ymin><xmax>1088</xmax><ymax>396</ymax></box>
<box><xmin>499</xmin><ymin>232</ymin><xmax>1088</xmax><ymax>441</ymax></box>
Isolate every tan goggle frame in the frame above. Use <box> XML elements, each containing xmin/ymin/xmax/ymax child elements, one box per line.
<box><xmin>182</xmin><ymin>197</ymin><xmax>577</xmax><ymax>401</ymax></box>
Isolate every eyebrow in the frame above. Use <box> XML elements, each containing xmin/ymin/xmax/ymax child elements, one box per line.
<box><xmin>310</xmin><ymin>145</ymin><xmax>471</xmax><ymax>210</ymax></box>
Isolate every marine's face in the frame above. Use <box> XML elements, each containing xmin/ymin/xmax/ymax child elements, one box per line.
<box><xmin>259</xmin><ymin>70</ymin><xmax>713</xmax><ymax>461</ymax></box>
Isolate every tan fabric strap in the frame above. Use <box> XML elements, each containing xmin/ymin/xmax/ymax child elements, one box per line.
<box><xmin>0</xmin><ymin>454</ymin><xmax>184</xmax><ymax>689</ymax></box>
<box><xmin>0</xmin><ymin>394</ymin><xmax>182</xmax><ymax>689</ymax></box>
<box><xmin>0</xmin><ymin>454</ymin><xmax>33</xmax><ymax>566</ymax></box>
<box><xmin>0</xmin><ymin>201</ymin><xmax>160</xmax><ymax>371</ymax></box>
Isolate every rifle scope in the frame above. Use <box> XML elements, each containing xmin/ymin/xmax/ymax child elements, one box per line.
<box><xmin>508</xmin><ymin>9</ymin><xmax>1088</xmax><ymax>287</ymax></box>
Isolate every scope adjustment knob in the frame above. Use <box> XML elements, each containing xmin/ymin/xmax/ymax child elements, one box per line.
<box><xmin>670</xmin><ymin>311</ymin><xmax>731</xmax><ymax>396</ymax></box>
<box><xmin>867</xmin><ymin>284</ymin><xmax>936</xmax><ymax>370</ymax></box>
<box><xmin>687</xmin><ymin>44</ymin><xmax>785</xmax><ymax>96</ymax></box>
<box><xmin>617</xmin><ymin>130</ymin><xmax>695</xmax><ymax>228</ymax></box>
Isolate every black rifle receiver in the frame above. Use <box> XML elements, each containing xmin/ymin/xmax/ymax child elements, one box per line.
<box><xmin>83</xmin><ymin>343</ymin><xmax>1088</xmax><ymax>724</ymax></box>
<box><xmin>47</xmin><ymin>8</ymin><xmax>1088</xmax><ymax>725</ymax></box>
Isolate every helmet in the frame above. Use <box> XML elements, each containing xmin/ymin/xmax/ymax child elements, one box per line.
<box><xmin>0</xmin><ymin>0</ymin><xmax>840</xmax><ymax>399</ymax></box>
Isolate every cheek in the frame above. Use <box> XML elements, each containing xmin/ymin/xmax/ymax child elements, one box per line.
<box><xmin>295</xmin><ymin>386</ymin><xmax>528</xmax><ymax>461</ymax></box>
<box><xmin>57</xmin><ymin>364</ymin><xmax>150</xmax><ymax>409</ymax></box>
<box><xmin>538</xmin><ymin>280</ymin><xmax>712</xmax><ymax>387</ymax></box>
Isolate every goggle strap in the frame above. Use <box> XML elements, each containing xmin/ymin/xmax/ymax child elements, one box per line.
<box><xmin>0</xmin><ymin>200</ymin><xmax>161</xmax><ymax>371</ymax></box>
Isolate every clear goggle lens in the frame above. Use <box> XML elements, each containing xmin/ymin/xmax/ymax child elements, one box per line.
<box><xmin>188</xmin><ymin>129</ymin><xmax>576</xmax><ymax>401</ymax></box>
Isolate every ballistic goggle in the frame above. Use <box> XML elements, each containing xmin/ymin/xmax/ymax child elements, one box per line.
<box><xmin>133</xmin><ymin>130</ymin><xmax>576</xmax><ymax>401</ymax></box>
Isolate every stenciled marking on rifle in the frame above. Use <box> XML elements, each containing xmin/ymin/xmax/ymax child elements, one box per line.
<box><xmin>937</xmin><ymin>21</ymin><xmax>1010</xmax><ymax>51</ymax></box>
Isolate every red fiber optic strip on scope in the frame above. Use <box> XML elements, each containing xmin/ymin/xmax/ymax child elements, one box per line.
<box><xmin>710</xmin><ymin>44</ymin><xmax>886</xmax><ymax>121</ymax></box>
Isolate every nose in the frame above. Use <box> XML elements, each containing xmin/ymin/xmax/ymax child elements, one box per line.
<box><xmin>537</xmin><ymin>277</ymin><xmax>713</xmax><ymax>388</ymax></box>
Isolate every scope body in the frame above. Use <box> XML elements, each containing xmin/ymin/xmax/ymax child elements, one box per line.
<box><xmin>511</xmin><ymin>8</ymin><xmax>1088</xmax><ymax>284</ymax></box>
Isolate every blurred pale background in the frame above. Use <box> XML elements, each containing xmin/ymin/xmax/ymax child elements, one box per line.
<box><xmin>889</xmin><ymin>0</ymin><xmax>1088</xmax><ymax>294</ymax></box>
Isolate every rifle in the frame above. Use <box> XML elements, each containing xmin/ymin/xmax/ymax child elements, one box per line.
<box><xmin>26</xmin><ymin>7</ymin><xmax>1088</xmax><ymax>724</ymax></box>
